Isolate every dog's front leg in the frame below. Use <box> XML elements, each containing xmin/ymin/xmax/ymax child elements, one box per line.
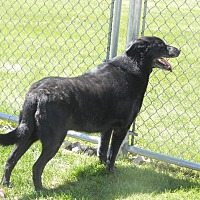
<box><xmin>97</xmin><ymin>130</ymin><xmax>112</xmax><ymax>165</ymax></box>
<box><xmin>106</xmin><ymin>129</ymin><xmax>128</xmax><ymax>173</ymax></box>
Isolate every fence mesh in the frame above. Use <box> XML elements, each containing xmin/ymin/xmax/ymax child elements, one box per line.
<box><xmin>0</xmin><ymin>0</ymin><xmax>112</xmax><ymax>116</ymax></box>
<box><xmin>134</xmin><ymin>0</ymin><xmax>200</xmax><ymax>163</ymax></box>
<box><xmin>1</xmin><ymin>0</ymin><xmax>200</xmax><ymax>167</ymax></box>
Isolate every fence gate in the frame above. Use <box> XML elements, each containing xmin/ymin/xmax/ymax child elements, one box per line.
<box><xmin>127</xmin><ymin>0</ymin><xmax>200</xmax><ymax>170</ymax></box>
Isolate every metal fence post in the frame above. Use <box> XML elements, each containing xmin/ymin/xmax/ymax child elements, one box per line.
<box><xmin>109</xmin><ymin>0</ymin><xmax>122</xmax><ymax>58</ymax></box>
<box><xmin>105</xmin><ymin>0</ymin><xmax>115</xmax><ymax>61</ymax></box>
<box><xmin>121</xmin><ymin>0</ymin><xmax>143</xmax><ymax>157</ymax></box>
<box><xmin>141</xmin><ymin>0</ymin><xmax>148</xmax><ymax>36</ymax></box>
<box><xmin>126</xmin><ymin>0</ymin><xmax>143</xmax><ymax>44</ymax></box>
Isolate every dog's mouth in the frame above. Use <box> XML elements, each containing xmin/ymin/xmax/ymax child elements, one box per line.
<box><xmin>153</xmin><ymin>46</ymin><xmax>181</xmax><ymax>72</ymax></box>
<box><xmin>153</xmin><ymin>57</ymin><xmax>173</xmax><ymax>72</ymax></box>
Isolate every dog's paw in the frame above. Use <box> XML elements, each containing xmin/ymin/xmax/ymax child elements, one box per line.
<box><xmin>97</xmin><ymin>151</ymin><xmax>107</xmax><ymax>165</ymax></box>
<box><xmin>106</xmin><ymin>161</ymin><xmax>115</xmax><ymax>174</ymax></box>
<box><xmin>98</xmin><ymin>156</ymin><xmax>107</xmax><ymax>165</ymax></box>
<box><xmin>2</xmin><ymin>180</ymin><xmax>13</xmax><ymax>188</ymax></box>
<box><xmin>35</xmin><ymin>186</ymin><xmax>48</xmax><ymax>192</ymax></box>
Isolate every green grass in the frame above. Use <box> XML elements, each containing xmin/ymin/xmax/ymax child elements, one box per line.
<box><xmin>0</xmin><ymin>138</ymin><xmax>200</xmax><ymax>200</ymax></box>
<box><xmin>0</xmin><ymin>0</ymin><xmax>200</xmax><ymax>199</ymax></box>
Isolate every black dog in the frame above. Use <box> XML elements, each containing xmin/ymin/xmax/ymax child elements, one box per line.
<box><xmin>0</xmin><ymin>36</ymin><xmax>180</xmax><ymax>190</ymax></box>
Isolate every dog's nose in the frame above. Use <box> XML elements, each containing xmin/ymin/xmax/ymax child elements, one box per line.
<box><xmin>174</xmin><ymin>48</ymin><xmax>181</xmax><ymax>56</ymax></box>
<box><xmin>167</xmin><ymin>46</ymin><xmax>181</xmax><ymax>57</ymax></box>
<box><xmin>176</xmin><ymin>48</ymin><xmax>181</xmax><ymax>56</ymax></box>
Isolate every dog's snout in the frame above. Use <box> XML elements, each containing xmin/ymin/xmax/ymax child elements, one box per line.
<box><xmin>167</xmin><ymin>46</ymin><xmax>181</xmax><ymax>57</ymax></box>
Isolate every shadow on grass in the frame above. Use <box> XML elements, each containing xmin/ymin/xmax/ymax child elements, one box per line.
<box><xmin>20</xmin><ymin>163</ymin><xmax>200</xmax><ymax>200</ymax></box>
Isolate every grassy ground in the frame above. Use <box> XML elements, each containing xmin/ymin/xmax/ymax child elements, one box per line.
<box><xmin>0</xmin><ymin>122</ymin><xmax>199</xmax><ymax>199</ymax></box>
<box><xmin>0</xmin><ymin>0</ymin><xmax>200</xmax><ymax>199</ymax></box>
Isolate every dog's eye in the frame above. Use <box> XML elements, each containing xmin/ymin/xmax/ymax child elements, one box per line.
<box><xmin>158</xmin><ymin>43</ymin><xmax>165</xmax><ymax>47</ymax></box>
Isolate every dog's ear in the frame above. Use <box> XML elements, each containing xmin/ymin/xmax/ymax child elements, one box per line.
<box><xmin>126</xmin><ymin>39</ymin><xmax>147</xmax><ymax>58</ymax></box>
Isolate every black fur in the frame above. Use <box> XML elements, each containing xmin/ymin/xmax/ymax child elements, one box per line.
<box><xmin>0</xmin><ymin>36</ymin><xmax>180</xmax><ymax>190</ymax></box>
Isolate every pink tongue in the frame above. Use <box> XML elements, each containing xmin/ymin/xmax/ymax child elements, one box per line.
<box><xmin>158</xmin><ymin>57</ymin><xmax>173</xmax><ymax>72</ymax></box>
<box><xmin>160</xmin><ymin>58</ymin><xmax>171</xmax><ymax>66</ymax></box>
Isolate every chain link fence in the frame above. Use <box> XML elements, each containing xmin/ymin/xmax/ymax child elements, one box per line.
<box><xmin>0</xmin><ymin>0</ymin><xmax>200</xmax><ymax>170</ymax></box>
<box><xmin>0</xmin><ymin>0</ymin><xmax>114</xmax><ymax>117</ymax></box>
<box><xmin>131</xmin><ymin>0</ymin><xmax>200</xmax><ymax>166</ymax></box>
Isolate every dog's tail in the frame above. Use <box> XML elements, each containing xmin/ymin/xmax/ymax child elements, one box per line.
<box><xmin>0</xmin><ymin>128</ymin><xmax>20</xmax><ymax>146</ymax></box>
<box><xmin>0</xmin><ymin>95</ymin><xmax>38</xmax><ymax>146</ymax></box>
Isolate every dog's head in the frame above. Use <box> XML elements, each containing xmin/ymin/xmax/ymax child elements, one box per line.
<box><xmin>126</xmin><ymin>36</ymin><xmax>180</xmax><ymax>72</ymax></box>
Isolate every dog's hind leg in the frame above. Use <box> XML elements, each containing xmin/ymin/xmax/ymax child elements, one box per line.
<box><xmin>97</xmin><ymin>130</ymin><xmax>112</xmax><ymax>165</ymax></box>
<box><xmin>1</xmin><ymin>136</ymin><xmax>37</xmax><ymax>187</ymax></box>
<box><xmin>32</xmin><ymin>130</ymin><xmax>66</xmax><ymax>191</ymax></box>
<box><xmin>106</xmin><ymin>129</ymin><xmax>128</xmax><ymax>173</ymax></box>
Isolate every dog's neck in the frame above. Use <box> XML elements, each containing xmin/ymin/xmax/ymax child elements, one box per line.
<box><xmin>109</xmin><ymin>53</ymin><xmax>153</xmax><ymax>77</ymax></box>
